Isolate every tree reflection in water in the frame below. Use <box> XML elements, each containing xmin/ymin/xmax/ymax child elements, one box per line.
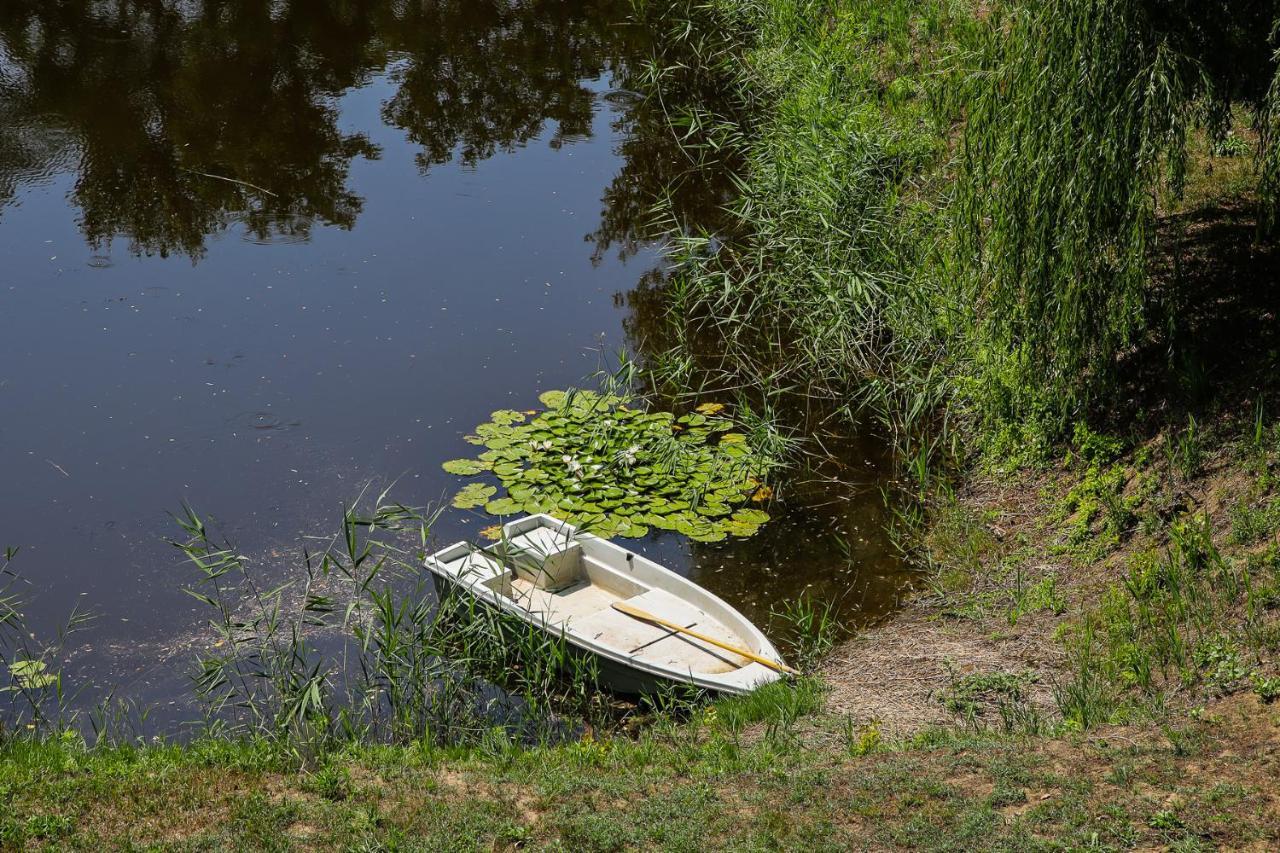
<box><xmin>0</xmin><ymin>0</ymin><xmax>716</xmax><ymax>261</ymax></box>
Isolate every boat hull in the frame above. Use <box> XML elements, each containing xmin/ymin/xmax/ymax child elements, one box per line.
<box><xmin>424</xmin><ymin>515</ymin><xmax>786</xmax><ymax>697</ymax></box>
<box><xmin>429</xmin><ymin>571</ymin><xmax>728</xmax><ymax>698</ymax></box>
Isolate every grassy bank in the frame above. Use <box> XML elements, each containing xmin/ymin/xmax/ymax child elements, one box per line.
<box><xmin>4</xmin><ymin>686</ymin><xmax>1278</xmax><ymax>849</ymax></box>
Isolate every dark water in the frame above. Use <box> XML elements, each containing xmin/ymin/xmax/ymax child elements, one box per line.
<box><xmin>0</xmin><ymin>0</ymin><xmax>908</xmax><ymax>709</ymax></box>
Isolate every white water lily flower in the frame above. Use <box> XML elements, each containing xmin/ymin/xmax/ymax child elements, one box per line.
<box><xmin>618</xmin><ymin>444</ymin><xmax>640</xmax><ymax>466</ymax></box>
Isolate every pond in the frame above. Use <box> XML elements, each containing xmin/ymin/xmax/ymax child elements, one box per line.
<box><xmin>0</xmin><ymin>0</ymin><xmax>910</xmax><ymax>715</ymax></box>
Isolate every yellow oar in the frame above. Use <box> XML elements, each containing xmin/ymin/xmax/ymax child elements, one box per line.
<box><xmin>611</xmin><ymin>601</ymin><xmax>797</xmax><ymax>675</ymax></box>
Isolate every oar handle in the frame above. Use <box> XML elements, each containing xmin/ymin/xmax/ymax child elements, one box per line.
<box><xmin>611</xmin><ymin>601</ymin><xmax>797</xmax><ymax>675</ymax></box>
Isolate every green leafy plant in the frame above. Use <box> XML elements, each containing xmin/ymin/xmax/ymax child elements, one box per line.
<box><xmin>442</xmin><ymin>390</ymin><xmax>778</xmax><ymax>542</ymax></box>
<box><xmin>8</xmin><ymin>661</ymin><xmax>56</xmax><ymax>691</ymax></box>
<box><xmin>1212</xmin><ymin>132</ymin><xmax>1251</xmax><ymax>158</ymax></box>
<box><xmin>1193</xmin><ymin>633</ymin><xmax>1248</xmax><ymax>693</ymax></box>
<box><xmin>1252</xmin><ymin>673</ymin><xmax>1280</xmax><ymax>703</ymax></box>
<box><xmin>1166</xmin><ymin>415</ymin><xmax>1204</xmax><ymax>481</ymax></box>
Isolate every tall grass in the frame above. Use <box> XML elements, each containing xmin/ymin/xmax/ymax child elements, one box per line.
<box><xmin>635</xmin><ymin>0</ymin><xmax>1280</xmax><ymax>460</ymax></box>
<box><xmin>632</xmin><ymin>0</ymin><xmax>971</xmax><ymax>450</ymax></box>
<box><xmin>0</xmin><ymin>547</ymin><xmax>94</xmax><ymax>735</ymax></box>
<box><xmin>171</xmin><ymin>492</ymin><xmax>612</xmax><ymax>762</ymax></box>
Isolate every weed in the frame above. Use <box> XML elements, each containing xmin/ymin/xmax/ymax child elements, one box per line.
<box><xmin>1212</xmin><ymin>132</ymin><xmax>1251</xmax><ymax>158</ymax></box>
<box><xmin>1009</xmin><ymin>573</ymin><xmax>1066</xmax><ymax>625</ymax></box>
<box><xmin>0</xmin><ymin>548</ymin><xmax>94</xmax><ymax>736</ymax></box>
<box><xmin>1149</xmin><ymin>809</ymin><xmax>1184</xmax><ymax>831</ymax></box>
<box><xmin>1192</xmin><ymin>634</ymin><xmax>1248</xmax><ymax>693</ymax></box>
<box><xmin>843</xmin><ymin>716</ymin><xmax>881</xmax><ymax>756</ymax></box>
<box><xmin>770</xmin><ymin>595</ymin><xmax>840</xmax><ymax>672</ymax></box>
<box><xmin>941</xmin><ymin>668</ymin><xmax>1042</xmax><ymax>733</ymax></box>
<box><xmin>1251</xmin><ymin>673</ymin><xmax>1280</xmax><ymax>703</ymax></box>
<box><xmin>1166</xmin><ymin>416</ymin><xmax>1204</xmax><ymax>482</ymax></box>
<box><xmin>305</xmin><ymin>763</ymin><xmax>352</xmax><ymax>801</ymax></box>
<box><xmin>1228</xmin><ymin>498</ymin><xmax>1278</xmax><ymax>545</ymax></box>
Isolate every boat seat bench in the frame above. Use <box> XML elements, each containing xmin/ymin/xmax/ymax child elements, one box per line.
<box><xmin>508</xmin><ymin>575</ymin><xmax>750</xmax><ymax>674</ymax></box>
<box><xmin>570</xmin><ymin>588</ymin><xmax>748</xmax><ymax>674</ymax></box>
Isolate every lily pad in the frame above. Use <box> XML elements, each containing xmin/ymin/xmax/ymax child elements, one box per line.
<box><xmin>439</xmin><ymin>389</ymin><xmax>779</xmax><ymax>540</ymax></box>
<box><xmin>452</xmin><ymin>483</ymin><xmax>496</xmax><ymax>509</ymax></box>
<box><xmin>538</xmin><ymin>390</ymin><xmax>568</xmax><ymax>408</ymax></box>
<box><xmin>490</xmin><ymin>410</ymin><xmax>527</xmax><ymax>425</ymax></box>
<box><xmin>10</xmin><ymin>659</ymin><xmax>56</xmax><ymax>689</ymax></box>
<box><xmin>442</xmin><ymin>458</ymin><xmax>490</xmax><ymax>476</ymax></box>
<box><xmin>484</xmin><ymin>497</ymin><xmax>521</xmax><ymax>515</ymax></box>
<box><xmin>732</xmin><ymin>508</ymin><xmax>771</xmax><ymax>525</ymax></box>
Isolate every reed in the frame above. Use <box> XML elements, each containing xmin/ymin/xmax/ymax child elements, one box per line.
<box><xmin>171</xmin><ymin>491</ymin><xmax>613</xmax><ymax>761</ymax></box>
<box><xmin>630</xmin><ymin>0</ymin><xmax>969</xmax><ymax>449</ymax></box>
<box><xmin>0</xmin><ymin>547</ymin><xmax>94</xmax><ymax>736</ymax></box>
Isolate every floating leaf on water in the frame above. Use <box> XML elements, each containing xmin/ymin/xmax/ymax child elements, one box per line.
<box><xmin>538</xmin><ymin>390</ymin><xmax>568</xmax><ymax>408</ymax></box>
<box><xmin>442</xmin><ymin>458</ymin><xmax>490</xmax><ymax>475</ymax></box>
<box><xmin>484</xmin><ymin>497</ymin><xmax>520</xmax><ymax>515</ymax></box>
<box><xmin>10</xmin><ymin>659</ymin><xmax>56</xmax><ymax>689</ymax></box>
<box><xmin>439</xmin><ymin>389</ymin><xmax>778</xmax><ymax>540</ymax></box>
<box><xmin>732</xmin><ymin>509</ymin><xmax>770</xmax><ymax>525</ymax></box>
<box><xmin>489</xmin><ymin>409</ymin><xmax>527</xmax><ymax>425</ymax></box>
<box><xmin>523</xmin><ymin>498</ymin><xmax>556</xmax><ymax>514</ymax></box>
<box><xmin>452</xmin><ymin>483</ymin><xmax>496</xmax><ymax>509</ymax></box>
<box><xmin>479</xmin><ymin>525</ymin><xmax>504</xmax><ymax>541</ymax></box>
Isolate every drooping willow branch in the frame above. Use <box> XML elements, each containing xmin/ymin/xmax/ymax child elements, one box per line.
<box><xmin>956</xmin><ymin>0</ymin><xmax>1280</xmax><ymax>423</ymax></box>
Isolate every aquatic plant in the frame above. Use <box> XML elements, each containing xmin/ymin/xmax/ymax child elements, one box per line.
<box><xmin>172</xmin><ymin>493</ymin><xmax>613</xmax><ymax>760</ymax></box>
<box><xmin>442</xmin><ymin>390</ymin><xmax>777</xmax><ymax>542</ymax></box>
<box><xmin>0</xmin><ymin>547</ymin><xmax>93</xmax><ymax>736</ymax></box>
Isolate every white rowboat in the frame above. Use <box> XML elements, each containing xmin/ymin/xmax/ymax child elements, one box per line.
<box><xmin>424</xmin><ymin>514</ymin><xmax>788</xmax><ymax>696</ymax></box>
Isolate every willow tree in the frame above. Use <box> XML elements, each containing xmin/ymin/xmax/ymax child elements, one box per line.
<box><xmin>957</xmin><ymin>0</ymin><xmax>1280</xmax><ymax>425</ymax></box>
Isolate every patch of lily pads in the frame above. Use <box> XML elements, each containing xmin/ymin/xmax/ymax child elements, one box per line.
<box><xmin>442</xmin><ymin>390</ymin><xmax>776</xmax><ymax>542</ymax></box>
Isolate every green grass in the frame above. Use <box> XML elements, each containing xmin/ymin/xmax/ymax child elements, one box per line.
<box><xmin>2</xmin><ymin>695</ymin><xmax>1276</xmax><ymax>849</ymax></box>
<box><xmin>1020</xmin><ymin>410</ymin><xmax>1280</xmax><ymax>731</ymax></box>
<box><xmin>637</xmin><ymin>0</ymin><xmax>971</xmax><ymax>439</ymax></box>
